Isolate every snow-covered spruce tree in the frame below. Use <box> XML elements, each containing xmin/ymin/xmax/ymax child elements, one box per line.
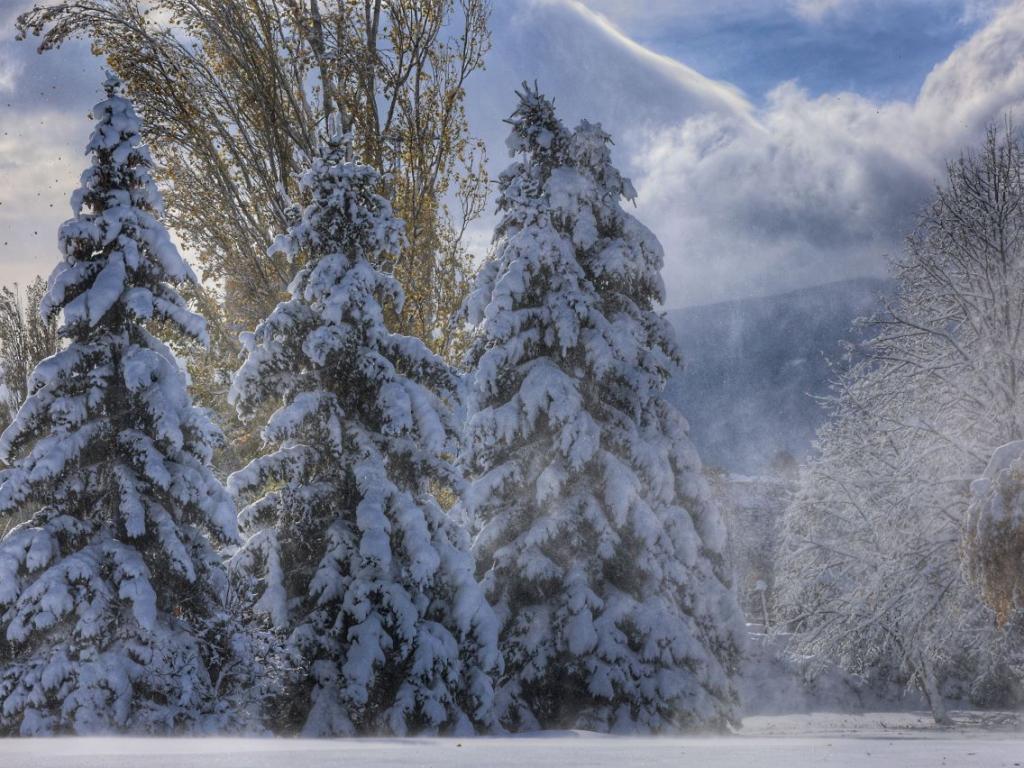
<box><xmin>227</xmin><ymin>127</ymin><xmax>499</xmax><ymax>737</ymax></box>
<box><xmin>459</xmin><ymin>85</ymin><xmax>744</xmax><ymax>733</ymax></box>
<box><xmin>0</xmin><ymin>76</ymin><xmax>251</xmax><ymax>735</ymax></box>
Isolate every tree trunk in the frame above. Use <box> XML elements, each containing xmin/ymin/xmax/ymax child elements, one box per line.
<box><xmin>917</xmin><ymin>655</ymin><xmax>952</xmax><ymax>726</ymax></box>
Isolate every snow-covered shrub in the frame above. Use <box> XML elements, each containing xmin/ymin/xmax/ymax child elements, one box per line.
<box><xmin>459</xmin><ymin>85</ymin><xmax>744</xmax><ymax>733</ymax></box>
<box><xmin>0</xmin><ymin>76</ymin><xmax>252</xmax><ymax>735</ymax></box>
<box><xmin>227</xmin><ymin>128</ymin><xmax>499</xmax><ymax>736</ymax></box>
<box><xmin>966</xmin><ymin>442</ymin><xmax>1024</xmax><ymax>626</ymax></box>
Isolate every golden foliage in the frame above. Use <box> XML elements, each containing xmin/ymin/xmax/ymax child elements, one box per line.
<box><xmin>965</xmin><ymin>459</ymin><xmax>1024</xmax><ymax>627</ymax></box>
<box><xmin>18</xmin><ymin>0</ymin><xmax>491</xmax><ymax>356</ymax></box>
<box><xmin>18</xmin><ymin>0</ymin><xmax>491</xmax><ymax>470</ymax></box>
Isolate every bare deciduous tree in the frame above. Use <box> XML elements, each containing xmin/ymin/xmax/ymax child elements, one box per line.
<box><xmin>0</xmin><ymin>277</ymin><xmax>60</xmax><ymax>431</ymax></box>
<box><xmin>778</xmin><ymin>122</ymin><xmax>1024</xmax><ymax>723</ymax></box>
<box><xmin>17</xmin><ymin>0</ymin><xmax>491</xmax><ymax>477</ymax></box>
<box><xmin>0</xmin><ymin>277</ymin><xmax>60</xmax><ymax>536</ymax></box>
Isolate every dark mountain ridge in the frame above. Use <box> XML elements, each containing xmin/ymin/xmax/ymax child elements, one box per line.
<box><xmin>665</xmin><ymin>277</ymin><xmax>894</xmax><ymax>473</ymax></box>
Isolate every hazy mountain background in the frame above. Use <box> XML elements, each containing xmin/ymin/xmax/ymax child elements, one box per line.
<box><xmin>667</xmin><ymin>277</ymin><xmax>895</xmax><ymax>473</ymax></box>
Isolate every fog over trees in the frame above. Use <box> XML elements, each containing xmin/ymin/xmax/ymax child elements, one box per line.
<box><xmin>777</xmin><ymin>124</ymin><xmax>1024</xmax><ymax>724</ymax></box>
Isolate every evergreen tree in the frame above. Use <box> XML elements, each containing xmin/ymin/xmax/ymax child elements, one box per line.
<box><xmin>459</xmin><ymin>85</ymin><xmax>743</xmax><ymax>733</ymax></box>
<box><xmin>227</xmin><ymin>127</ymin><xmax>499</xmax><ymax>736</ymax></box>
<box><xmin>0</xmin><ymin>76</ymin><xmax>250</xmax><ymax>735</ymax></box>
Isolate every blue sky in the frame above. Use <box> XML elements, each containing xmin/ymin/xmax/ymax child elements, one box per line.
<box><xmin>1</xmin><ymin>0</ymin><xmax>1023</xmax><ymax>306</ymax></box>
<box><xmin>632</xmin><ymin>3</ymin><xmax>983</xmax><ymax>102</ymax></box>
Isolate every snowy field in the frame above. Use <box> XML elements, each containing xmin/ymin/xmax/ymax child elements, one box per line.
<box><xmin>1</xmin><ymin>712</ymin><xmax>1022</xmax><ymax>768</ymax></box>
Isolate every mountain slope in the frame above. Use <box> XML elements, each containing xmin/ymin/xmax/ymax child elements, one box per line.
<box><xmin>666</xmin><ymin>277</ymin><xmax>893</xmax><ymax>473</ymax></box>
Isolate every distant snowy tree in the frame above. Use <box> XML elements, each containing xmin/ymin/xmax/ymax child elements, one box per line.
<box><xmin>0</xmin><ymin>76</ymin><xmax>251</xmax><ymax>735</ymax></box>
<box><xmin>708</xmin><ymin>470</ymin><xmax>791</xmax><ymax>630</ymax></box>
<box><xmin>778</xmin><ymin>123</ymin><xmax>1024</xmax><ymax>722</ymax></box>
<box><xmin>227</xmin><ymin>126</ymin><xmax>499</xmax><ymax>737</ymax></box>
<box><xmin>778</xmin><ymin>384</ymin><xmax>980</xmax><ymax>724</ymax></box>
<box><xmin>459</xmin><ymin>85</ymin><xmax>743</xmax><ymax>733</ymax></box>
<box><xmin>0</xmin><ymin>277</ymin><xmax>60</xmax><ymax>433</ymax></box>
<box><xmin>0</xmin><ymin>278</ymin><xmax>61</xmax><ymax>537</ymax></box>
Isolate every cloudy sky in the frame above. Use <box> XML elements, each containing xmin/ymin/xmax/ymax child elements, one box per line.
<box><xmin>2</xmin><ymin>0</ymin><xmax>1024</xmax><ymax>307</ymax></box>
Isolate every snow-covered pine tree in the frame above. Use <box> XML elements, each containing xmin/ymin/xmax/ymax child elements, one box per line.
<box><xmin>459</xmin><ymin>85</ymin><xmax>744</xmax><ymax>733</ymax></box>
<box><xmin>227</xmin><ymin>125</ymin><xmax>499</xmax><ymax>737</ymax></box>
<box><xmin>0</xmin><ymin>75</ymin><xmax>250</xmax><ymax>735</ymax></box>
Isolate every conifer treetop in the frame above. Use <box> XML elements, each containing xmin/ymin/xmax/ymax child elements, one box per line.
<box><xmin>40</xmin><ymin>73</ymin><xmax>206</xmax><ymax>346</ymax></box>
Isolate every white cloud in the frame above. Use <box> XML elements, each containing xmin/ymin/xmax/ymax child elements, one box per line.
<box><xmin>466</xmin><ymin>0</ymin><xmax>1024</xmax><ymax>306</ymax></box>
<box><xmin>577</xmin><ymin>0</ymin><xmax>770</xmax><ymax>26</ymax></box>
<box><xmin>959</xmin><ymin>0</ymin><xmax>1011</xmax><ymax>23</ymax></box>
<box><xmin>0</xmin><ymin>0</ymin><xmax>107</xmax><ymax>288</ymax></box>
<box><xmin>0</xmin><ymin>109</ymin><xmax>89</xmax><ymax>288</ymax></box>
<box><xmin>467</xmin><ymin>0</ymin><xmax>755</xmax><ymax>145</ymax></box>
<box><xmin>561</xmin><ymin>1</ymin><xmax>753</xmax><ymax>120</ymax></box>
<box><xmin>4</xmin><ymin>0</ymin><xmax>1024</xmax><ymax>311</ymax></box>
<box><xmin>631</xmin><ymin>1</ymin><xmax>1024</xmax><ymax>306</ymax></box>
<box><xmin>788</xmin><ymin>0</ymin><xmax>847</xmax><ymax>22</ymax></box>
<box><xmin>786</xmin><ymin>0</ymin><xmax>1013</xmax><ymax>24</ymax></box>
<box><xmin>463</xmin><ymin>0</ymin><xmax>762</xmax><ymax>251</ymax></box>
<box><xmin>580</xmin><ymin>0</ymin><xmax>1013</xmax><ymax>30</ymax></box>
<box><xmin>0</xmin><ymin>51</ymin><xmax>22</xmax><ymax>93</ymax></box>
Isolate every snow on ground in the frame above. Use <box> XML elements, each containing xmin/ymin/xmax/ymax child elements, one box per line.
<box><xmin>742</xmin><ymin>709</ymin><xmax>1023</xmax><ymax>737</ymax></box>
<box><xmin>1</xmin><ymin>711</ymin><xmax>1022</xmax><ymax>768</ymax></box>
